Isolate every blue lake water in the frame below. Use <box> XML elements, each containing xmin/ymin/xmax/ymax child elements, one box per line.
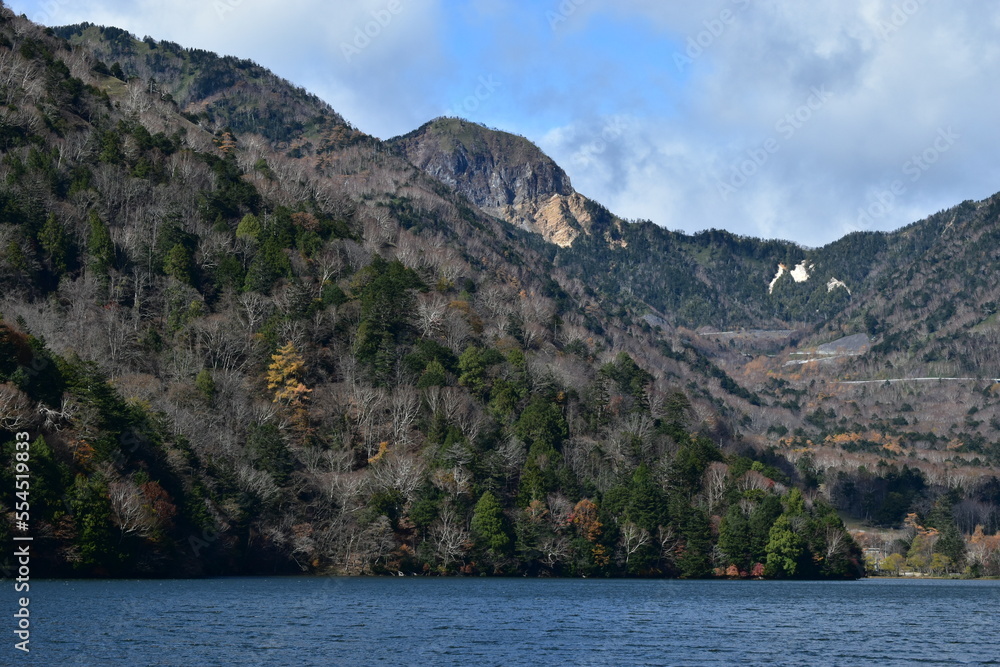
<box><xmin>7</xmin><ymin>577</ymin><xmax>1000</xmax><ymax>666</ymax></box>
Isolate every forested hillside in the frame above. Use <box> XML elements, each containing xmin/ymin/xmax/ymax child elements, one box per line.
<box><xmin>0</xmin><ymin>6</ymin><xmax>998</xmax><ymax>581</ymax></box>
<box><xmin>392</xmin><ymin>108</ymin><xmax>1000</xmax><ymax>577</ymax></box>
<box><xmin>0</xmin><ymin>8</ymin><xmax>868</xmax><ymax>579</ymax></box>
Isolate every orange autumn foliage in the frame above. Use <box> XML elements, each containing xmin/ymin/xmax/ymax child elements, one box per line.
<box><xmin>570</xmin><ymin>498</ymin><xmax>602</xmax><ymax>542</ymax></box>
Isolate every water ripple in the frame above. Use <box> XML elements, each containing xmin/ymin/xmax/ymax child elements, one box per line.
<box><xmin>14</xmin><ymin>577</ymin><xmax>1000</xmax><ymax>666</ymax></box>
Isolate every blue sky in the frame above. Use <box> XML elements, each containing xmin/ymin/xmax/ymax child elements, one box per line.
<box><xmin>10</xmin><ymin>0</ymin><xmax>1000</xmax><ymax>247</ymax></box>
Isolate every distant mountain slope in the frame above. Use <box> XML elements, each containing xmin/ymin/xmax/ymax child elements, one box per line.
<box><xmin>392</xmin><ymin>119</ymin><xmax>889</xmax><ymax>328</ymax></box>
<box><xmin>817</xmin><ymin>196</ymin><xmax>1000</xmax><ymax>378</ymax></box>
<box><xmin>388</xmin><ymin>113</ymin><xmax>1000</xmax><ymax>517</ymax></box>
<box><xmin>51</xmin><ymin>22</ymin><xmax>368</xmax><ymax>154</ymax></box>
<box><xmin>391</xmin><ymin>119</ymin><xmax>1000</xmax><ymax>347</ymax></box>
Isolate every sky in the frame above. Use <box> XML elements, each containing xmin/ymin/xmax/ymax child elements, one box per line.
<box><xmin>10</xmin><ymin>0</ymin><xmax>1000</xmax><ymax>247</ymax></box>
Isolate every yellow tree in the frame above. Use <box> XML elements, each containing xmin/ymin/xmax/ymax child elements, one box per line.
<box><xmin>882</xmin><ymin>552</ymin><xmax>905</xmax><ymax>575</ymax></box>
<box><xmin>266</xmin><ymin>341</ymin><xmax>312</xmax><ymax>436</ymax></box>
<box><xmin>570</xmin><ymin>498</ymin><xmax>609</xmax><ymax>566</ymax></box>
<box><xmin>217</xmin><ymin>131</ymin><xmax>237</xmax><ymax>155</ymax></box>
<box><xmin>904</xmin><ymin>513</ymin><xmax>939</xmax><ymax>575</ymax></box>
<box><xmin>267</xmin><ymin>341</ymin><xmax>309</xmax><ymax>402</ymax></box>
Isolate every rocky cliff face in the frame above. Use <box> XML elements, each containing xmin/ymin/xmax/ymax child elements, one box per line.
<box><xmin>390</xmin><ymin>118</ymin><xmax>592</xmax><ymax>246</ymax></box>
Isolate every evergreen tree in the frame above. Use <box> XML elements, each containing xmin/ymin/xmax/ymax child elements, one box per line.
<box><xmin>38</xmin><ymin>213</ymin><xmax>73</xmax><ymax>275</ymax></box>
<box><xmin>353</xmin><ymin>257</ymin><xmax>422</xmax><ymax>383</ymax></box>
<box><xmin>718</xmin><ymin>505</ymin><xmax>752</xmax><ymax>571</ymax></box>
<box><xmin>627</xmin><ymin>463</ymin><xmax>666</xmax><ymax>531</ymax></box>
<box><xmin>674</xmin><ymin>503</ymin><xmax>713</xmax><ymax>578</ymax></box>
<box><xmin>195</xmin><ymin>368</ymin><xmax>216</xmax><ymax>400</ymax></box>
<box><xmin>765</xmin><ymin>514</ymin><xmax>805</xmax><ymax>578</ymax></box>
<box><xmin>243</xmin><ymin>239</ymin><xmax>291</xmax><ymax>293</ymax></box>
<box><xmin>164</xmin><ymin>243</ymin><xmax>195</xmax><ymax>285</ymax></box>
<box><xmin>417</xmin><ymin>360</ymin><xmax>448</xmax><ymax>389</ymax></box>
<box><xmin>472</xmin><ymin>491</ymin><xmax>511</xmax><ymax>554</ymax></box>
<box><xmin>70</xmin><ymin>474</ymin><xmax>118</xmax><ymax>568</ymax></box>
<box><xmin>87</xmin><ymin>210</ymin><xmax>114</xmax><ymax>275</ymax></box>
<box><xmin>247</xmin><ymin>422</ymin><xmax>294</xmax><ymax>486</ymax></box>
<box><xmin>515</xmin><ymin>397</ymin><xmax>568</xmax><ymax>456</ymax></box>
<box><xmin>748</xmin><ymin>494</ymin><xmax>783</xmax><ymax>564</ymax></box>
<box><xmin>235</xmin><ymin>213</ymin><xmax>261</xmax><ymax>241</ymax></box>
<box><xmin>517</xmin><ymin>458</ymin><xmax>549</xmax><ymax>508</ymax></box>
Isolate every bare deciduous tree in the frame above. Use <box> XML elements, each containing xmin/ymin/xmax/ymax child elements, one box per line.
<box><xmin>430</xmin><ymin>507</ymin><xmax>469</xmax><ymax>568</ymax></box>
<box><xmin>312</xmin><ymin>243</ymin><xmax>345</xmax><ymax>298</ymax></box>
<box><xmin>109</xmin><ymin>478</ymin><xmax>154</xmax><ymax>540</ymax></box>
<box><xmin>238</xmin><ymin>292</ymin><xmax>273</xmax><ymax>334</ymax></box>
<box><xmin>124</xmin><ymin>79</ymin><xmax>152</xmax><ymax>115</ymax></box>
<box><xmin>539</xmin><ymin>534</ymin><xmax>571</xmax><ymax>569</ymax></box>
<box><xmin>0</xmin><ymin>383</ymin><xmax>34</xmax><ymax>430</ymax></box>
<box><xmin>703</xmin><ymin>461</ymin><xmax>730</xmax><ymax>512</ymax></box>
<box><xmin>236</xmin><ymin>464</ymin><xmax>280</xmax><ymax>504</ymax></box>
<box><xmin>38</xmin><ymin>396</ymin><xmax>79</xmax><ymax>431</ymax></box>
<box><xmin>657</xmin><ymin>525</ymin><xmax>680</xmax><ymax>562</ymax></box>
<box><xmin>352</xmin><ymin>384</ymin><xmax>387</xmax><ymax>459</ymax></box>
<box><xmin>825</xmin><ymin>526</ymin><xmax>846</xmax><ymax>563</ymax></box>
<box><xmin>369</xmin><ymin>452</ymin><xmax>426</xmax><ymax>502</ymax></box>
<box><xmin>416</xmin><ymin>293</ymin><xmax>449</xmax><ymax>339</ymax></box>
<box><xmin>389</xmin><ymin>387</ymin><xmax>420</xmax><ymax>447</ymax></box>
<box><xmin>619</xmin><ymin>521</ymin><xmax>650</xmax><ymax>568</ymax></box>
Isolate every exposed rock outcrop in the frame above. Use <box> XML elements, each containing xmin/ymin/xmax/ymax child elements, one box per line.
<box><xmin>390</xmin><ymin>118</ymin><xmax>593</xmax><ymax>246</ymax></box>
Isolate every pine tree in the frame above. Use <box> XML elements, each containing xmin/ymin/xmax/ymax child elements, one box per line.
<box><xmin>266</xmin><ymin>341</ymin><xmax>311</xmax><ymax>406</ymax></box>
<box><xmin>195</xmin><ymin>368</ymin><xmax>216</xmax><ymax>400</ymax></box>
<box><xmin>627</xmin><ymin>463</ymin><xmax>666</xmax><ymax>531</ymax></box>
<box><xmin>718</xmin><ymin>505</ymin><xmax>752</xmax><ymax>571</ymax></box>
<box><xmin>39</xmin><ymin>213</ymin><xmax>72</xmax><ymax>275</ymax></box>
<box><xmin>163</xmin><ymin>243</ymin><xmax>195</xmax><ymax>285</ymax></box>
<box><xmin>472</xmin><ymin>491</ymin><xmax>511</xmax><ymax>554</ymax></box>
<box><xmin>235</xmin><ymin>213</ymin><xmax>261</xmax><ymax>241</ymax></box>
<box><xmin>71</xmin><ymin>474</ymin><xmax>118</xmax><ymax>568</ymax></box>
<box><xmin>87</xmin><ymin>210</ymin><xmax>114</xmax><ymax>275</ymax></box>
<box><xmin>265</xmin><ymin>341</ymin><xmax>312</xmax><ymax>443</ymax></box>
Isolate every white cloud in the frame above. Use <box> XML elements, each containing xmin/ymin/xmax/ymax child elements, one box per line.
<box><xmin>536</xmin><ymin>0</ymin><xmax>1000</xmax><ymax>245</ymax></box>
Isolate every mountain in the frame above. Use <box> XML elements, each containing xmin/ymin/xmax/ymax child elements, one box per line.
<box><xmin>391</xmin><ymin>119</ymin><xmax>884</xmax><ymax>329</ymax></box>
<box><xmin>380</xmin><ymin>101</ymin><xmax>1000</xmax><ymax>558</ymax></box>
<box><xmin>394</xmin><ymin>116</ymin><xmax>1000</xmax><ymax>384</ymax></box>
<box><xmin>389</xmin><ymin>117</ymin><xmax>611</xmax><ymax>248</ymax></box>
<box><xmin>395</xmin><ymin>117</ymin><xmax>1000</xmax><ymax>381</ymax></box>
<box><xmin>0</xmin><ymin>7</ymin><xmax>997</xmax><ymax>580</ymax></box>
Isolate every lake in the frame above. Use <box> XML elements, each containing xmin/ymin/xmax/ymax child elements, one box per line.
<box><xmin>9</xmin><ymin>577</ymin><xmax>1000</xmax><ymax>666</ymax></box>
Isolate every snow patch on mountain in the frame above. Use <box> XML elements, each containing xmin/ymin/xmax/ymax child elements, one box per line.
<box><xmin>827</xmin><ymin>278</ymin><xmax>851</xmax><ymax>295</ymax></box>
<box><xmin>768</xmin><ymin>261</ymin><xmax>814</xmax><ymax>294</ymax></box>
<box><xmin>768</xmin><ymin>265</ymin><xmax>787</xmax><ymax>294</ymax></box>
<box><xmin>790</xmin><ymin>262</ymin><xmax>812</xmax><ymax>283</ymax></box>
